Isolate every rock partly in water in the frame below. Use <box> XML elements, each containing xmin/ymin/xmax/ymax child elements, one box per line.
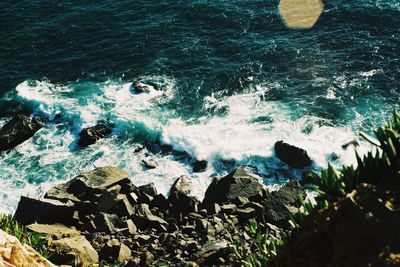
<box><xmin>274</xmin><ymin>141</ymin><xmax>312</xmax><ymax>168</ymax></box>
<box><xmin>78</xmin><ymin>123</ymin><xmax>112</xmax><ymax>147</ymax></box>
<box><xmin>202</xmin><ymin>166</ymin><xmax>263</xmax><ymax>208</ymax></box>
<box><xmin>0</xmin><ymin>114</ymin><xmax>43</xmax><ymax>152</ymax></box>
<box><xmin>131</xmin><ymin>81</ymin><xmax>151</xmax><ymax>94</ymax></box>
<box><xmin>193</xmin><ymin>160</ymin><xmax>207</xmax><ymax>173</ymax></box>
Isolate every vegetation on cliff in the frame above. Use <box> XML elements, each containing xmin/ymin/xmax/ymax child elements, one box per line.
<box><xmin>237</xmin><ymin>110</ymin><xmax>400</xmax><ymax>266</ymax></box>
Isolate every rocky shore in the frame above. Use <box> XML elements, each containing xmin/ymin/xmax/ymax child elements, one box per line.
<box><xmin>0</xmin><ymin>114</ymin><xmax>313</xmax><ymax>266</ymax></box>
<box><xmin>13</xmin><ymin>166</ymin><xmax>305</xmax><ymax>266</ymax></box>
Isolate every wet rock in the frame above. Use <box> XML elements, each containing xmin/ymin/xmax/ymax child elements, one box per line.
<box><xmin>274</xmin><ymin>141</ymin><xmax>312</xmax><ymax>168</ymax></box>
<box><xmin>202</xmin><ymin>166</ymin><xmax>263</xmax><ymax>208</ymax></box>
<box><xmin>142</xmin><ymin>158</ymin><xmax>157</xmax><ymax>169</ymax></box>
<box><xmin>0</xmin><ymin>114</ymin><xmax>43</xmax><ymax>152</ymax></box>
<box><xmin>193</xmin><ymin>160</ymin><xmax>207</xmax><ymax>173</ymax></box>
<box><xmin>14</xmin><ymin>196</ymin><xmax>74</xmax><ymax>225</ymax></box>
<box><xmin>78</xmin><ymin>123</ymin><xmax>112</xmax><ymax>147</ymax></box>
<box><xmin>132</xmin><ymin>81</ymin><xmax>151</xmax><ymax>94</ymax></box>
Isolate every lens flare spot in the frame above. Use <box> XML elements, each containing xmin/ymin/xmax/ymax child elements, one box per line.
<box><xmin>279</xmin><ymin>0</ymin><xmax>324</xmax><ymax>29</ymax></box>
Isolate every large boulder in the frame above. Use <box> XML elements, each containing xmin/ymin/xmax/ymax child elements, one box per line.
<box><xmin>45</xmin><ymin>166</ymin><xmax>132</xmax><ymax>203</ymax></box>
<box><xmin>168</xmin><ymin>175</ymin><xmax>199</xmax><ymax>216</ymax></box>
<box><xmin>202</xmin><ymin>166</ymin><xmax>263</xmax><ymax>208</ymax></box>
<box><xmin>261</xmin><ymin>180</ymin><xmax>306</xmax><ymax>228</ymax></box>
<box><xmin>48</xmin><ymin>233</ymin><xmax>99</xmax><ymax>266</ymax></box>
<box><xmin>78</xmin><ymin>123</ymin><xmax>112</xmax><ymax>147</ymax></box>
<box><xmin>14</xmin><ymin>196</ymin><xmax>74</xmax><ymax>225</ymax></box>
<box><xmin>0</xmin><ymin>114</ymin><xmax>43</xmax><ymax>152</ymax></box>
<box><xmin>274</xmin><ymin>141</ymin><xmax>312</xmax><ymax>168</ymax></box>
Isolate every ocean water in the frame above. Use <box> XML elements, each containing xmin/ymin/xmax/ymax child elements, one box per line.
<box><xmin>0</xmin><ymin>0</ymin><xmax>399</xmax><ymax>213</ymax></box>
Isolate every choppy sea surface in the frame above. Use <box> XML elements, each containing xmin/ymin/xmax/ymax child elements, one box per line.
<box><xmin>0</xmin><ymin>0</ymin><xmax>399</xmax><ymax>213</ymax></box>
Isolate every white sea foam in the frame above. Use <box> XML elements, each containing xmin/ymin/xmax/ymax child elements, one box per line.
<box><xmin>0</xmin><ymin>78</ymin><xmax>374</xmax><ymax>212</ymax></box>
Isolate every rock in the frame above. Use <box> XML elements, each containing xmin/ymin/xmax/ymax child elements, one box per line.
<box><xmin>132</xmin><ymin>81</ymin><xmax>151</xmax><ymax>94</ymax></box>
<box><xmin>78</xmin><ymin>123</ymin><xmax>112</xmax><ymax>147</ymax></box>
<box><xmin>274</xmin><ymin>141</ymin><xmax>312</xmax><ymax>168</ymax></box>
<box><xmin>202</xmin><ymin>166</ymin><xmax>263</xmax><ymax>208</ymax></box>
<box><xmin>100</xmin><ymin>239</ymin><xmax>132</xmax><ymax>263</ymax></box>
<box><xmin>261</xmin><ymin>180</ymin><xmax>306</xmax><ymax>228</ymax></box>
<box><xmin>45</xmin><ymin>166</ymin><xmax>130</xmax><ymax>203</ymax></box>
<box><xmin>49</xmin><ymin>233</ymin><xmax>98</xmax><ymax>266</ymax></box>
<box><xmin>193</xmin><ymin>160</ymin><xmax>207</xmax><ymax>173</ymax></box>
<box><xmin>110</xmin><ymin>194</ymin><xmax>134</xmax><ymax>217</ymax></box>
<box><xmin>132</xmin><ymin>214</ymin><xmax>168</xmax><ymax>231</ymax></box>
<box><xmin>142</xmin><ymin>158</ymin><xmax>157</xmax><ymax>169</ymax></box>
<box><xmin>14</xmin><ymin>196</ymin><xmax>74</xmax><ymax>225</ymax></box>
<box><xmin>220</xmin><ymin>204</ymin><xmax>238</xmax><ymax>213</ymax></box>
<box><xmin>95</xmin><ymin>185</ymin><xmax>121</xmax><ymax>212</ymax></box>
<box><xmin>27</xmin><ymin>223</ymin><xmax>80</xmax><ymax>238</ymax></box>
<box><xmin>138</xmin><ymin>183</ymin><xmax>158</xmax><ymax>203</ymax></box>
<box><xmin>301</xmin><ymin>170</ymin><xmax>321</xmax><ymax>186</ymax></box>
<box><xmin>342</xmin><ymin>138</ymin><xmax>359</xmax><ymax>150</ymax></box>
<box><xmin>140</xmin><ymin>251</ymin><xmax>154</xmax><ymax>266</ymax></box>
<box><xmin>121</xmin><ymin>219</ymin><xmax>137</xmax><ymax>235</ymax></box>
<box><xmin>169</xmin><ymin>175</ymin><xmax>199</xmax><ymax>216</ymax></box>
<box><xmin>138</xmin><ymin>183</ymin><xmax>158</xmax><ymax>197</ymax></box>
<box><xmin>196</xmin><ymin>240</ymin><xmax>229</xmax><ymax>265</ymax></box>
<box><xmin>207</xmin><ymin>203</ymin><xmax>221</xmax><ymax>215</ymax></box>
<box><xmin>93</xmin><ymin>213</ymin><xmax>119</xmax><ymax>233</ymax></box>
<box><xmin>0</xmin><ymin>229</ymin><xmax>55</xmax><ymax>267</ymax></box>
<box><xmin>0</xmin><ymin>114</ymin><xmax>43</xmax><ymax>152</ymax></box>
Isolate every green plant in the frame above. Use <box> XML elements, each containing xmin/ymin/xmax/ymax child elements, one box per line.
<box><xmin>232</xmin><ymin>219</ymin><xmax>287</xmax><ymax>267</ymax></box>
<box><xmin>0</xmin><ymin>214</ymin><xmax>50</xmax><ymax>258</ymax></box>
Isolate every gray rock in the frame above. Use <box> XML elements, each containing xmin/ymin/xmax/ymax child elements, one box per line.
<box><xmin>0</xmin><ymin>114</ymin><xmax>43</xmax><ymax>152</ymax></box>
<box><xmin>203</xmin><ymin>166</ymin><xmax>263</xmax><ymax>208</ymax></box>
<box><xmin>196</xmin><ymin>240</ymin><xmax>229</xmax><ymax>265</ymax></box>
<box><xmin>110</xmin><ymin>194</ymin><xmax>134</xmax><ymax>217</ymax></box>
<box><xmin>140</xmin><ymin>251</ymin><xmax>154</xmax><ymax>266</ymax></box>
<box><xmin>93</xmin><ymin>213</ymin><xmax>119</xmax><ymax>233</ymax></box>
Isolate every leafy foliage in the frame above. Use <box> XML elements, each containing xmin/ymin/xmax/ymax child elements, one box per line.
<box><xmin>0</xmin><ymin>214</ymin><xmax>50</xmax><ymax>258</ymax></box>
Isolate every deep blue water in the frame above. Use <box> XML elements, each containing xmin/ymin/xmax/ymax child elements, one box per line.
<box><xmin>0</xmin><ymin>0</ymin><xmax>399</xmax><ymax>213</ymax></box>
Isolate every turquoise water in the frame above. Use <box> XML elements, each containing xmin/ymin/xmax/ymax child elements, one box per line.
<box><xmin>0</xmin><ymin>0</ymin><xmax>399</xmax><ymax>213</ymax></box>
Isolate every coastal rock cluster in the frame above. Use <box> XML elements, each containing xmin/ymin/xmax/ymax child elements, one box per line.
<box><xmin>14</xmin><ymin>166</ymin><xmax>306</xmax><ymax>266</ymax></box>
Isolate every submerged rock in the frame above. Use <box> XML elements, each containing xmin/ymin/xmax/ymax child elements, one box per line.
<box><xmin>274</xmin><ymin>141</ymin><xmax>312</xmax><ymax>168</ymax></box>
<box><xmin>202</xmin><ymin>166</ymin><xmax>263</xmax><ymax>208</ymax></box>
<box><xmin>78</xmin><ymin>123</ymin><xmax>112</xmax><ymax>147</ymax></box>
<box><xmin>0</xmin><ymin>114</ymin><xmax>43</xmax><ymax>152</ymax></box>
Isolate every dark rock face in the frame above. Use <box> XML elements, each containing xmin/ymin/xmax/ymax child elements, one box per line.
<box><xmin>274</xmin><ymin>141</ymin><xmax>312</xmax><ymax>168</ymax></box>
<box><xmin>132</xmin><ymin>81</ymin><xmax>151</xmax><ymax>94</ymax></box>
<box><xmin>14</xmin><ymin>196</ymin><xmax>74</xmax><ymax>225</ymax></box>
<box><xmin>202</xmin><ymin>166</ymin><xmax>263</xmax><ymax>208</ymax></box>
<box><xmin>261</xmin><ymin>180</ymin><xmax>306</xmax><ymax>227</ymax></box>
<box><xmin>78</xmin><ymin>123</ymin><xmax>112</xmax><ymax>147</ymax></box>
<box><xmin>0</xmin><ymin>114</ymin><xmax>42</xmax><ymax>152</ymax></box>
